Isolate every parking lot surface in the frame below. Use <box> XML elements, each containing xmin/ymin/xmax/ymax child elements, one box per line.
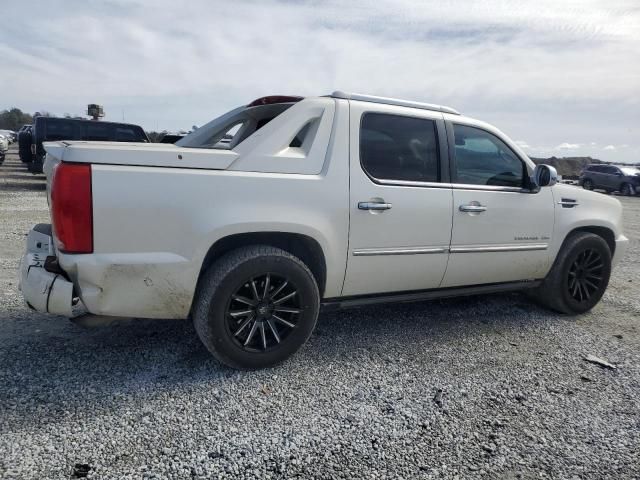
<box><xmin>1</xmin><ymin>149</ymin><xmax>638</xmax><ymax>479</ymax></box>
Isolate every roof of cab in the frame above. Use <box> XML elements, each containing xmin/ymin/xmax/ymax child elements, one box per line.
<box><xmin>330</xmin><ymin>91</ymin><xmax>460</xmax><ymax>115</ymax></box>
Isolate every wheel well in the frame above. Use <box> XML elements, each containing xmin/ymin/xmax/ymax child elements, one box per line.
<box><xmin>198</xmin><ymin>232</ymin><xmax>327</xmax><ymax>296</ymax></box>
<box><xmin>568</xmin><ymin>226</ymin><xmax>615</xmax><ymax>256</ymax></box>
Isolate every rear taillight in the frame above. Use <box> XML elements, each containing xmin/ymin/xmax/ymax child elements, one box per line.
<box><xmin>51</xmin><ymin>162</ymin><xmax>93</xmax><ymax>253</ymax></box>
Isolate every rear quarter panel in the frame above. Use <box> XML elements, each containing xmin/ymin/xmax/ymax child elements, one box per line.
<box><xmin>57</xmin><ymin>101</ymin><xmax>350</xmax><ymax>319</ymax></box>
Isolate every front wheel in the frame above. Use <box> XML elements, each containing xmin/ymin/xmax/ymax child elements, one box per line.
<box><xmin>582</xmin><ymin>178</ymin><xmax>593</xmax><ymax>190</ymax></box>
<box><xmin>192</xmin><ymin>245</ymin><xmax>320</xmax><ymax>369</ymax></box>
<box><xmin>533</xmin><ymin>232</ymin><xmax>611</xmax><ymax>314</ymax></box>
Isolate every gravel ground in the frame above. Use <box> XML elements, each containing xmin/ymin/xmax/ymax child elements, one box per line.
<box><xmin>1</xmin><ymin>148</ymin><xmax>639</xmax><ymax>479</ymax></box>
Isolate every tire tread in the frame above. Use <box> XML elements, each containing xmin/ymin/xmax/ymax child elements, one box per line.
<box><xmin>192</xmin><ymin>245</ymin><xmax>319</xmax><ymax>369</ymax></box>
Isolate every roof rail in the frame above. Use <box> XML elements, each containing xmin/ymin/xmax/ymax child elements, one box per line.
<box><xmin>331</xmin><ymin>91</ymin><xmax>460</xmax><ymax>115</ymax></box>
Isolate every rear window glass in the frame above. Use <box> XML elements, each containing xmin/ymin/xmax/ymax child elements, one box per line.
<box><xmin>176</xmin><ymin>102</ymin><xmax>295</xmax><ymax>149</ymax></box>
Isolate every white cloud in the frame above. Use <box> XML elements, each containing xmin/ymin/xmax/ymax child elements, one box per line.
<box><xmin>556</xmin><ymin>143</ymin><xmax>581</xmax><ymax>150</ymax></box>
<box><xmin>515</xmin><ymin>140</ymin><xmax>531</xmax><ymax>149</ymax></box>
<box><xmin>603</xmin><ymin>145</ymin><xmax>616</xmax><ymax>150</ymax></box>
<box><xmin>0</xmin><ymin>0</ymin><xmax>638</xmax><ymax>162</ymax></box>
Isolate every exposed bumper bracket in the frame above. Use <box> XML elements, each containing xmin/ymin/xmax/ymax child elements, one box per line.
<box><xmin>19</xmin><ymin>225</ymin><xmax>87</xmax><ymax>318</ymax></box>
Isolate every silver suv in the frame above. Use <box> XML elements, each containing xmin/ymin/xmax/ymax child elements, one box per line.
<box><xmin>579</xmin><ymin>164</ymin><xmax>640</xmax><ymax>196</ymax></box>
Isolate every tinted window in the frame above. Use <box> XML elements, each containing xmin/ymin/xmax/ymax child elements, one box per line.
<box><xmin>44</xmin><ymin>120</ymin><xmax>77</xmax><ymax>141</ymax></box>
<box><xmin>85</xmin><ymin>123</ymin><xmax>111</xmax><ymax>141</ymax></box>
<box><xmin>360</xmin><ymin>113</ymin><xmax>439</xmax><ymax>182</ymax></box>
<box><xmin>453</xmin><ymin>124</ymin><xmax>524</xmax><ymax>187</ymax></box>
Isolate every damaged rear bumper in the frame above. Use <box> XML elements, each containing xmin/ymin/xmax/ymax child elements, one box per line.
<box><xmin>18</xmin><ymin>224</ymin><xmax>86</xmax><ymax>317</ymax></box>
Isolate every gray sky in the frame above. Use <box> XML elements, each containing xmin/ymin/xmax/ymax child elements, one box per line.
<box><xmin>1</xmin><ymin>0</ymin><xmax>638</xmax><ymax>163</ymax></box>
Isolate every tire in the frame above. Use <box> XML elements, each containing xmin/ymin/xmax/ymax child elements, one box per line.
<box><xmin>192</xmin><ymin>245</ymin><xmax>320</xmax><ymax>369</ymax></box>
<box><xmin>620</xmin><ymin>183</ymin><xmax>633</xmax><ymax>196</ymax></box>
<box><xmin>533</xmin><ymin>232</ymin><xmax>611</xmax><ymax>314</ymax></box>
<box><xmin>582</xmin><ymin>178</ymin><xmax>593</xmax><ymax>190</ymax></box>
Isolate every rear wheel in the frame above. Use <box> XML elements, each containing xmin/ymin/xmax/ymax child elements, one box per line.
<box><xmin>192</xmin><ymin>245</ymin><xmax>320</xmax><ymax>369</ymax></box>
<box><xmin>582</xmin><ymin>178</ymin><xmax>593</xmax><ymax>190</ymax></box>
<box><xmin>533</xmin><ymin>232</ymin><xmax>611</xmax><ymax>314</ymax></box>
<box><xmin>620</xmin><ymin>183</ymin><xmax>633</xmax><ymax>196</ymax></box>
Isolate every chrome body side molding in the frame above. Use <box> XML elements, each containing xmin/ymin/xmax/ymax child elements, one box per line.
<box><xmin>449</xmin><ymin>243</ymin><xmax>548</xmax><ymax>253</ymax></box>
<box><xmin>352</xmin><ymin>246</ymin><xmax>448</xmax><ymax>256</ymax></box>
<box><xmin>353</xmin><ymin>243</ymin><xmax>548</xmax><ymax>256</ymax></box>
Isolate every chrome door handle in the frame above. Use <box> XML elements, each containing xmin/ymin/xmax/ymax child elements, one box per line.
<box><xmin>358</xmin><ymin>201</ymin><xmax>392</xmax><ymax>211</ymax></box>
<box><xmin>459</xmin><ymin>203</ymin><xmax>487</xmax><ymax>213</ymax></box>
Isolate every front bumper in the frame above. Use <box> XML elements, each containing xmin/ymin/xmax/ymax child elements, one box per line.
<box><xmin>18</xmin><ymin>224</ymin><xmax>86</xmax><ymax>317</ymax></box>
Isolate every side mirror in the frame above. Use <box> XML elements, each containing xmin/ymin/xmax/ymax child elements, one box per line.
<box><xmin>531</xmin><ymin>164</ymin><xmax>558</xmax><ymax>188</ymax></box>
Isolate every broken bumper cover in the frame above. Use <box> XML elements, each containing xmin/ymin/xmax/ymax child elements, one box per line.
<box><xmin>18</xmin><ymin>224</ymin><xmax>86</xmax><ymax>317</ymax></box>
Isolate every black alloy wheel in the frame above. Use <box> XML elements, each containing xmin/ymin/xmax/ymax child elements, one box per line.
<box><xmin>567</xmin><ymin>249</ymin><xmax>604</xmax><ymax>304</ymax></box>
<box><xmin>532</xmin><ymin>232</ymin><xmax>611</xmax><ymax>314</ymax></box>
<box><xmin>225</xmin><ymin>273</ymin><xmax>301</xmax><ymax>352</ymax></box>
<box><xmin>582</xmin><ymin>179</ymin><xmax>593</xmax><ymax>190</ymax></box>
<box><xmin>192</xmin><ymin>245</ymin><xmax>320</xmax><ymax>369</ymax></box>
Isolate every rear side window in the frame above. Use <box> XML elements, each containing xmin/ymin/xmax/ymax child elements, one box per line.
<box><xmin>452</xmin><ymin>124</ymin><xmax>524</xmax><ymax>188</ymax></box>
<box><xmin>360</xmin><ymin>113</ymin><xmax>440</xmax><ymax>183</ymax></box>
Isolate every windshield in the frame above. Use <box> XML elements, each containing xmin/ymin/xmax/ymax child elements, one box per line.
<box><xmin>620</xmin><ymin>167</ymin><xmax>640</xmax><ymax>175</ymax></box>
<box><xmin>176</xmin><ymin>102</ymin><xmax>296</xmax><ymax>150</ymax></box>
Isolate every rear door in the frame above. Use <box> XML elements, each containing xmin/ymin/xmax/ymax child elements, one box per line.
<box><xmin>441</xmin><ymin>122</ymin><xmax>554</xmax><ymax>287</ymax></box>
<box><xmin>343</xmin><ymin>102</ymin><xmax>453</xmax><ymax>296</ymax></box>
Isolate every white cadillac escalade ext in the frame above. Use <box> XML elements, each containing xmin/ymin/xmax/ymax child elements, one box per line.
<box><xmin>20</xmin><ymin>92</ymin><xmax>628</xmax><ymax>369</ymax></box>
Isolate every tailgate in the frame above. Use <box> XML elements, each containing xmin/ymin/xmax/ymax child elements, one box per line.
<box><xmin>44</xmin><ymin>141</ymin><xmax>239</xmax><ymax>170</ymax></box>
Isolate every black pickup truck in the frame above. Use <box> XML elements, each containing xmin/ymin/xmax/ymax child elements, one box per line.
<box><xmin>29</xmin><ymin>117</ymin><xmax>149</xmax><ymax>173</ymax></box>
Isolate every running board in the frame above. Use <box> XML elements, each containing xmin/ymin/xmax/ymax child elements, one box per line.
<box><xmin>321</xmin><ymin>280</ymin><xmax>542</xmax><ymax>310</ymax></box>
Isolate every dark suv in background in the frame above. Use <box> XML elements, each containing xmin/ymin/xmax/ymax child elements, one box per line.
<box><xmin>29</xmin><ymin>117</ymin><xmax>149</xmax><ymax>173</ymax></box>
<box><xmin>579</xmin><ymin>164</ymin><xmax>640</xmax><ymax>196</ymax></box>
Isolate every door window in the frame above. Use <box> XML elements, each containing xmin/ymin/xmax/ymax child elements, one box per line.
<box><xmin>452</xmin><ymin>124</ymin><xmax>525</xmax><ymax>188</ymax></box>
<box><xmin>360</xmin><ymin>113</ymin><xmax>439</xmax><ymax>182</ymax></box>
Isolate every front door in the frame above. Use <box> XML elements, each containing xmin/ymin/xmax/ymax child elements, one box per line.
<box><xmin>441</xmin><ymin>122</ymin><xmax>555</xmax><ymax>287</ymax></box>
<box><xmin>343</xmin><ymin>102</ymin><xmax>453</xmax><ymax>296</ymax></box>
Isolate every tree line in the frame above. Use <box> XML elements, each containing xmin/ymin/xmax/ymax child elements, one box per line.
<box><xmin>0</xmin><ymin>108</ymin><xmax>87</xmax><ymax>131</ymax></box>
<box><xmin>0</xmin><ymin>108</ymin><xmax>33</xmax><ymax>131</ymax></box>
